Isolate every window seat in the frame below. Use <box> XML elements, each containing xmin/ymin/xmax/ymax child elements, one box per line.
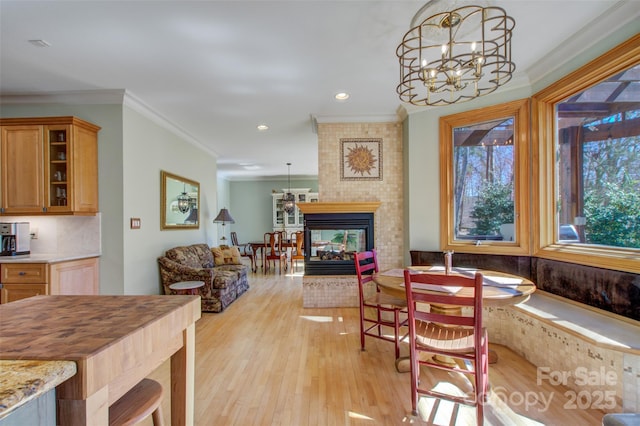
<box><xmin>514</xmin><ymin>290</ymin><xmax>640</xmax><ymax>354</ymax></box>
<box><xmin>484</xmin><ymin>291</ymin><xmax>640</xmax><ymax>413</ymax></box>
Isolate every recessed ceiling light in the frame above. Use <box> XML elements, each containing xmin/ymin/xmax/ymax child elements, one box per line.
<box><xmin>28</xmin><ymin>39</ymin><xmax>51</xmax><ymax>48</ymax></box>
<box><xmin>257</xmin><ymin>124</ymin><xmax>269</xmax><ymax>131</ymax></box>
<box><xmin>335</xmin><ymin>92</ymin><xmax>350</xmax><ymax>101</ymax></box>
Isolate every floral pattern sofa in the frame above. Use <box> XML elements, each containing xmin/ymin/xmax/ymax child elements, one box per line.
<box><xmin>158</xmin><ymin>243</ymin><xmax>249</xmax><ymax>312</ymax></box>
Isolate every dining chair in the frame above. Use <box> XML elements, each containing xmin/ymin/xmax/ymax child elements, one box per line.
<box><xmin>354</xmin><ymin>250</ymin><xmax>408</xmax><ymax>360</ymax></box>
<box><xmin>263</xmin><ymin>231</ymin><xmax>287</xmax><ymax>273</ymax></box>
<box><xmin>230</xmin><ymin>231</ymin><xmax>256</xmax><ymax>272</ymax></box>
<box><xmin>290</xmin><ymin>230</ymin><xmax>305</xmax><ymax>272</ymax></box>
<box><xmin>403</xmin><ymin>269</ymin><xmax>488</xmax><ymax>424</ymax></box>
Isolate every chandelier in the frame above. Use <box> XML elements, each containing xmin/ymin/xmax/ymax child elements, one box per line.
<box><xmin>177</xmin><ymin>184</ymin><xmax>191</xmax><ymax>213</ymax></box>
<box><xmin>396</xmin><ymin>3</ymin><xmax>515</xmax><ymax>106</ymax></box>
<box><xmin>282</xmin><ymin>162</ymin><xmax>295</xmax><ymax>214</ymax></box>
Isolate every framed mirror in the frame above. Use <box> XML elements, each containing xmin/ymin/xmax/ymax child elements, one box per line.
<box><xmin>161</xmin><ymin>170</ymin><xmax>200</xmax><ymax>230</ymax></box>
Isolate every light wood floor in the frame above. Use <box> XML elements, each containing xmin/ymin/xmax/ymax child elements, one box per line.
<box><xmin>145</xmin><ymin>269</ymin><xmax>606</xmax><ymax>425</ymax></box>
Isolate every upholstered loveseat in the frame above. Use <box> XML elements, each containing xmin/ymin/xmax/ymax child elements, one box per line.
<box><xmin>158</xmin><ymin>243</ymin><xmax>249</xmax><ymax>312</ymax></box>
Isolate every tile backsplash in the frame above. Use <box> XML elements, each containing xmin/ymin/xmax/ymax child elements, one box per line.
<box><xmin>1</xmin><ymin>214</ymin><xmax>101</xmax><ymax>254</ymax></box>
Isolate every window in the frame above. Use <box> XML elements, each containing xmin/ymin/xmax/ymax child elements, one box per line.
<box><xmin>440</xmin><ymin>99</ymin><xmax>530</xmax><ymax>255</ymax></box>
<box><xmin>533</xmin><ymin>35</ymin><xmax>640</xmax><ymax>273</ymax></box>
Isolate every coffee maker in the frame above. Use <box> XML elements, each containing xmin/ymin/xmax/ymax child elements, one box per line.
<box><xmin>0</xmin><ymin>222</ymin><xmax>31</xmax><ymax>256</ymax></box>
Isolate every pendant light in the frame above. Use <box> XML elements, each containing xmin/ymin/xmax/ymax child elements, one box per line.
<box><xmin>282</xmin><ymin>162</ymin><xmax>295</xmax><ymax>214</ymax></box>
<box><xmin>177</xmin><ymin>184</ymin><xmax>191</xmax><ymax>213</ymax></box>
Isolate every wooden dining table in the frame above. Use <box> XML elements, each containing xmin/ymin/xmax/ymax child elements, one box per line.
<box><xmin>249</xmin><ymin>240</ymin><xmax>295</xmax><ymax>271</ymax></box>
<box><xmin>374</xmin><ymin>266</ymin><xmax>536</xmax><ymax>305</ymax></box>
<box><xmin>373</xmin><ymin>266</ymin><xmax>536</xmax><ymax>370</ymax></box>
<box><xmin>0</xmin><ymin>295</ymin><xmax>201</xmax><ymax>425</ymax></box>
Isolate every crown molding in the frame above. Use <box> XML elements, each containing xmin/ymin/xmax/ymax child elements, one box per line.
<box><xmin>526</xmin><ymin>0</ymin><xmax>640</xmax><ymax>86</ymax></box>
<box><xmin>0</xmin><ymin>89</ymin><xmax>219</xmax><ymax>158</ymax></box>
<box><xmin>121</xmin><ymin>90</ymin><xmax>218</xmax><ymax>158</ymax></box>
<box><xmin>0</xmin><ymin>89</ymin><xmax>126</xmax><ymax>104</ymax></box>
<box><xmin>312</xmin><ymin>113</ymin><xmax>400</xmax><ymax>124</ymax></box>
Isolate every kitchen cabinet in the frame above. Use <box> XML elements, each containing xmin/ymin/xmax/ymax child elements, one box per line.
<box><xmin>0</xmin><ymin>387</ymin><xmax>56</xmax><ymax>426</ymax></box>
<box><xmin>0</xmin><ymin>263</ymin><xmax>48</xmax><ymax>303</ymax></box>
<box><xmin>0</xmin><ymin>257</ymin><xmax>99</xmax><ymax>304</ymax></box>
<box><xmin>49</xmin><ymin>257</ymin><xmax>99</xmax><ymax>295</ymax></box>
<box><xmin>272</xmin><ymin>188</ymin><xmax>318</xmax><ymax>233</ymax></box>
<box><xmin>0</xmin><ymin>116</ymin><xmax>100</xmax><ymax>215</ymax></box>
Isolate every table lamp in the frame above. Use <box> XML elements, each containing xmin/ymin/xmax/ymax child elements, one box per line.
<box><xmin>213</xmin><ymin>208</ymin><xmax>235</xmax><ymax>241</ymax></box>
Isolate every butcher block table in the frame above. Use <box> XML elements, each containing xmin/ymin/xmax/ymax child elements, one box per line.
<box><xmin>0</xmin><ymin>295</ymin><xmax>201</xmax><ymax>425</ymax></box>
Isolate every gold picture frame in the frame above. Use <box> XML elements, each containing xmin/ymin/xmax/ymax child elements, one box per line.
<box><xmin>161</xmin><ymin>170</ymin><xmax>200</xmax><ymax>230</ymax></box>
<box><xmin>340</xmin><ymin>138</ymin><xmax>382</xmax><ymax>181</ymax></box>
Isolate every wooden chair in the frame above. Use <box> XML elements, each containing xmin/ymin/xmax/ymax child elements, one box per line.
<box><xmin>263</xmin><ymin>231</ymin><xmax>287</xmax><ymax>273</ymax></box>
<box><xmin>109</xmin><ymin>378</ymin><xmax>164</xmax><ymax>426</ymax></box>
<box><xmin>230</xmin><ymin>231</ymin><xmax>256</xmax><ymax>272</ymax></box>
<box><xmin>290</xmin><ymin>230</ymin><xmax>305</xmax><ymax>272</ymax></box>
<box><xmin>354</xmin><ymin>250</ymin><xmax>408</xmax><ymax>360</ymax></box>
<box><xmin>403</xmin><ymin>269</ymin><xmax>488</xmax><ymax>424</ymax></box>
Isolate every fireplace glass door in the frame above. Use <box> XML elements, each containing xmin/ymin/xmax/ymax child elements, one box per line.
<box><xmin>309</xmin><ymin>229</ymin><xmax>367</xmax><ymax>262</ymax></box>
<box><xmin>304</xmin><ymin>212</ymin><xmax>375</xmax><ymax>275</ymax></box>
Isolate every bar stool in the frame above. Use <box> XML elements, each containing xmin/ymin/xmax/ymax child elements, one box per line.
<box><xmin>109</xmin><ymin>378</ymin><xmax>164</xmax><ymax>426</ymax></box>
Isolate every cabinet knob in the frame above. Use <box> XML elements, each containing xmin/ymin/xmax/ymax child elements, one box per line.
<box><xmin>18</xmin><ymin>272</ymin><xmax>26</xmax><ymax>276</ymax></box>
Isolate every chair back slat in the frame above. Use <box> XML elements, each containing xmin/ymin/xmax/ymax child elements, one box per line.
<box><xmin>409</xmin><ymin>290</ymin><xmax>476</xmax><ymax>307</ymax></box>
<box><xmin>292</xmin><ymin>231</ymin><xmax>304</xmax><ymax>254</ymax></box>
<box><xmin>414</xmin><ymin>311</ymin><xmax>475</xmax><ymax>327</ymax></box>
<box><xmin>354</xmin><ymin>250</ymin><xmax>378</xmax><ymax>286</ymax></box>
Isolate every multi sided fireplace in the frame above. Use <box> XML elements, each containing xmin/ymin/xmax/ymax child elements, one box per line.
<box><xmin>297</xmin><ymin>202</ymin><xmax>380</xmax><ymax>276</ymax></box>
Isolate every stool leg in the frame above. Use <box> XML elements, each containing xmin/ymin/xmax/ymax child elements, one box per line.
<box><xmin>152</xmin><ymin>405</ymin><xmax>164</xmax><ymax>426</ymax></box>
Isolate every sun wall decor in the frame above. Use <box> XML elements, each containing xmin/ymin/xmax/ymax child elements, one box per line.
<box><xmin>340</xmin><ymin>138</ymin><xmax>382</xmax><ymax>181</ymax></box>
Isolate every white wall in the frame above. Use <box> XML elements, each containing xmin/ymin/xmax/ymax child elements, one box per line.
<box><xmin>122</xmin><ymin>105</ymin><xmax>218</xmax><ymax>295</ymax></box>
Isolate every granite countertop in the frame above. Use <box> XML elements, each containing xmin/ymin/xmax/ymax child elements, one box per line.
<box><xmin>0</xmin><ymin>252</ymin><xmax>101</xmax><ymax>264</ymax></box>
<box><xmin>0</xmin><ymin>360</ymin><xmax>77</xmax><ymax>420</ymax></box>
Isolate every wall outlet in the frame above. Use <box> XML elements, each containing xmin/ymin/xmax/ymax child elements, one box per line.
<box><xmin>30</xmin><ymin>228</ymin><xmax>38</xmax><ymax>239</ymax></box>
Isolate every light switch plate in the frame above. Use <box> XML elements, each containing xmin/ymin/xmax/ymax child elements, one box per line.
<box><xmin>130</xmin><ymin>218</ymin><xmax>141</xmax><ymax>229</ymax></box>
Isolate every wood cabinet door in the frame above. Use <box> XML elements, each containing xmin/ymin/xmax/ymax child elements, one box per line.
<box><xmin>49</xmin><ymin>257</ymin><xmax>99</xmax><ymax>295</ymax></box>
<box><xmin>70</xmin><ymin>124</ymin><xmax>99</xmax><ymax>213</ymax></box>
<box><xmin>0</xmin><ymin>125</ymin><xmax>44</xmax><ymax>214</ymax></box>
<box><xmin>0</xmin><ymin>283</ymin><xmax>48</xmax><ymax>304</ymax></box>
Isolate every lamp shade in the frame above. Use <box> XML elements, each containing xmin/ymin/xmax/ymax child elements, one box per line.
<box><xmin>213</xmin><ymin>208</ymin><xmax>235</xmax><ymax>224</ymax></box>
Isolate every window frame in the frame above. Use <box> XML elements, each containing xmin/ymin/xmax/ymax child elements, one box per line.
<box><xmin>440</xmin><ymin>98</ymin><xmax>531</xmax><ymax>255</ymax></box>
<box><xmin>532</xmin><ymin>34</ymin><xmax>640</xmax><ymax>274</ymax></box>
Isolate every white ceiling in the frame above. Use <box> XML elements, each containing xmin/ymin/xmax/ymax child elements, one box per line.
<box><xmin>0</xmin><ymin>0</ymin><xmax>637</xmax><ymax>180</ymax></box>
